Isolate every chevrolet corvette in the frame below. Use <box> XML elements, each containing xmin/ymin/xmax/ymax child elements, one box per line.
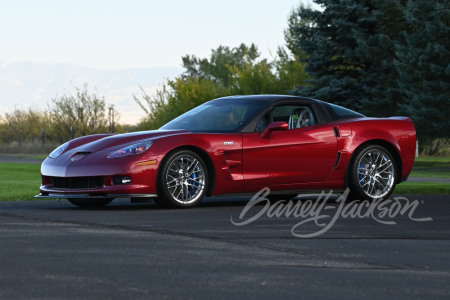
<box><xmin>36</xmin><ymin>95</ymin><xmax>416</xmax><ymax>208</ymax></box>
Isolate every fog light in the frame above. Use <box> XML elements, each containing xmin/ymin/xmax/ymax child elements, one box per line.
<box><xmin>113</xmin><ymin>176</ymin><xmax>132</xmax><ymax>185</ymax></box>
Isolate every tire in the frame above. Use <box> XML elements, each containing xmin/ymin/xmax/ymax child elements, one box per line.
<box><xmin>157</xmin><ymin>150</ymin><xmax>209</xmax><ymax>208</ymax></box>
<box><xmin>348</xmin><ymin>144</ymin><xmax>397</xmax><ymax>201</ymax></box>
<box><xmin>68</xmin><ymin>198</ymin><xmax>113</xmax><ymax>207</ymax></box>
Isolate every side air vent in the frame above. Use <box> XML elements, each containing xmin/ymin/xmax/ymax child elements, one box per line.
<box><xmin>333</xmin><ymin>127</ymin><xmax>340</xmax><ymax>137</ymax></box>
<box><xmin>333</xmin><ymin>152</ymin><xmax>342</xmax><ymax>169</ymax></box>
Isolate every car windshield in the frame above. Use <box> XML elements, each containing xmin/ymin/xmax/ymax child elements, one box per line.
<box><xmin>160</xmin><ymin>99</ymin><xmax>267</xmax><ymax>132</ymax></box>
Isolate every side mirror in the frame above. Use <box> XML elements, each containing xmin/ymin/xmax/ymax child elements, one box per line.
<box><xmin>261</xmin><ymin>121</ymin><xmax>289</xmax><ymax>138</ymax></box>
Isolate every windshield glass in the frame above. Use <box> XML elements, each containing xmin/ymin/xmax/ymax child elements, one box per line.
<box><xmin>160</xmin><ymin>99</ymin><xmax>267</xmax><ymax>132</ymax></box>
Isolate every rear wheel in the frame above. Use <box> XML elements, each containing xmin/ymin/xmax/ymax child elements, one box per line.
<box><xmin>348</xmin><ymin>145</ymin><xmax>396</xmax><ymax>201</ymax></box>
<box><xmin>68</xmin><ymin>198</ymin><xmax>113</xmax><ymax>207</ymax></box>
<box><xmin>157</xmin><ymin>150</ymin><xmax>208</xmax><ymax>208</ymax></box>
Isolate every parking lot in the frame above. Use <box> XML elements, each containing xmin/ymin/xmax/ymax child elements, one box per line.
<box><xmin>0</xmin><ymin>194</ymin><xmax>449</xmax><ymax>299</ymax></box>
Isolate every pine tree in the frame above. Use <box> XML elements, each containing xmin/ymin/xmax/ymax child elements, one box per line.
<box><xmin>395</xmin><ymin>0</ymin><xmax>450</xmax><ymax>146</ymax></box>
<box><xmin>292</xmin><ymin>0</ymin><xmax>406</xmax><ymax>116</ymax></box>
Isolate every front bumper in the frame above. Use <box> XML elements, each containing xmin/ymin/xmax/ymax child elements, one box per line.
<box><xmin>37</xmin><ymin>180</ymin><xmax>159</xmax><ymax>199</ymax></box>
<box><xmin>35</xmin><ymin>193</ymin><xmax>157</xmax><ymax>199</ymax></box>
<box><xmin>39</xmin><ymin>151</ymin><xmax>162</xmax><ymax>198</ymax></box>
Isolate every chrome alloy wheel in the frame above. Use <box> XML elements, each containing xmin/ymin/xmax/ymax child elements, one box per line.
<box><xmin>357</xmin><ymin>149</ymin><xmax>395</xmax><ymax>198</ymax></box>
<box><xmin>165</xmin><ymin>154</ymin><xmax>206</xmax><ymax>204</ymax></box>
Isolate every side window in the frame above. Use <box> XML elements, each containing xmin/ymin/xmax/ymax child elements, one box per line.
<box><xmin>323</xmin><ymin>102</ymin><xmax>365</xmax><ymax>121</ymax></box>
<box><xmin>256</xmin><ymin>105</ymin><xmax>316</xmax><ymax>132</ymax></box>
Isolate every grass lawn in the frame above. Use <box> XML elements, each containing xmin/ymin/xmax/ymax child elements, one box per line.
<box><xmin>409</xmin><ymin>156</ymin><xmax>450</xmax><ymax>178</ymax></box>
<box><xmin>0</xmin><ymin>163</ymin><xmax>41</xmax><ymax>201</ymax></box>
<box><xmin>394</xmin><ymin>182</ymin><xmax>450</xmax><ymax>194</ymax></box>
<box><xmin>394</xmin><ymin>156</ymin><xmax>450</xmax><ymax>194</ymax></box>
<box><xmin>414</xmin><ymin>156</ymin><xmax>450</xmax><ymax>163</ymax></box>
<box><xmin>24</xmin><ymin>154</ymin><xmax>48</xmax><ymax>160</ymax></box>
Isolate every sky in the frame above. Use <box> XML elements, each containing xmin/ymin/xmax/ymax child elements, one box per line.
<box><xmin>0</xmin><ymin>0</ymin><xmax>319</xmax><ymax>124</ymax></box>
<box><xmin>0</xmin><ymin>0</ymin><xmax>318</xmax><ymax>70</ymax></box>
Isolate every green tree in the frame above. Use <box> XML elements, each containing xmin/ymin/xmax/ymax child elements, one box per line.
<box><xmin>23</xmin><ymin>109</ymin><xmax>52</xmax><ymax>144</ymax></box>
<box><xmin>292</xmin><ymin>0</ymin><xmax>406</xmax><ymax>115</ymax></box>
<box><xmin>0</xmin><ymin>117</ymin><xmax>5</xmax><ymax>141</ymax></box>
<box><xmin>136</xmin><ymin>43</ymin><xmax>310</xmax><ymax>129</ymax></box>
<box><xmin>50</xmin><ymin>84</ymin><xmax>109</xmax><ymax>141</ymax></box>
<box><xmin>228</xmin><ymin>59</ymin><xmax>279</xmax><ymax>94</ymax></box>
<box><xmin>1</xmin><ymin>108</ymin><xmax>52</xmax><ymax>149</ymax></box>
<box><xmin>0</xmin><ymin>86</ymin><xmax>123</xmax><ymax>153</ymax></box>
<box><xmin>135</xmin><ymin>77</ymin><xmax>218</xmax><ymax>129</ymax></box>
<box><xmin>395</xmin><ymin>0</ymin><xmax>450</xmax><ymax>153</ymax></box>
<box><xmin>276</xmin><ymin>47</ymin><xmax>310</xmax><ymax>92</ymax></box>
<box><xmin>182</xmin><ymin>43</ymin><xmax>260</xmax><ymax>88</ymax></box>
<box><xmin>3</xmin><ymin>108</ymin><xmax>27</xmax><ymax>146</ymax></box>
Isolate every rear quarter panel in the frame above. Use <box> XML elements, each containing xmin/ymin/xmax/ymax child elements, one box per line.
<box><xmin>327</xmin><ymin>117</ymin><xmax>416</xmax><ymax>184</ymax></box>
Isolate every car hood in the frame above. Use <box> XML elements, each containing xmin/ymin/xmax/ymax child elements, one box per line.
<box><xmin>74</xmin><ymin>129</ymin><xmax>190</xmax><ymax>152</ymax></box>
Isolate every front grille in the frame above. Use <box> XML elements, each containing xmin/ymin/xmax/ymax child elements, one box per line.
<box><xmin>52</xmin><ymin>176</ymin><xmax>104</xmax><ymax>189</ymax></box>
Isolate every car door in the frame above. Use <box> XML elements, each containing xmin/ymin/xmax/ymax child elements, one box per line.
<box><xmin>242</xmin><ymin>104</ymin><xmax>338</xmax><ymax>191</ymax></box>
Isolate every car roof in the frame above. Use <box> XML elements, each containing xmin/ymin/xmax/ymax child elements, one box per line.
<box><xmin>214</xmin><ymin>94</ymin><xmax>318</xmax><ymax>104</ymax></box>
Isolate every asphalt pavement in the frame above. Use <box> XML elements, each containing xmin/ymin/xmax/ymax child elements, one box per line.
<box><xmin>0</xmin><ymin>194</ymin><xmax>449</xmax><ymax>299</ymax></box>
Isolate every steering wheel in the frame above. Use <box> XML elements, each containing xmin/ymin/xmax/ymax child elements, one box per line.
<box><xmin>288</xmin><ymin>108</ymin><xmax>311</xmax><ymax>129</ymax></box>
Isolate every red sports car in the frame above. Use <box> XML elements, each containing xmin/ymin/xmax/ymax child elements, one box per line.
<box><xmin>36</xmin><ymin>95</ymin><xmax>416</xmax><ymax>208</ymax></box>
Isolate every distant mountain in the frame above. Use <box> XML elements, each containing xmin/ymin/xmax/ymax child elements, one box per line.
<box><xmin>0</xmin><ymin>61</ymin><xmax>183</xmax><ymax>124</ymax></box>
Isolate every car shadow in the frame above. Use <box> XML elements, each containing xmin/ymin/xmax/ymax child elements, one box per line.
<box><xmin>50</xmin><ymin>194</ymin><xmax>342</xmax><ymax>211</ymax></box>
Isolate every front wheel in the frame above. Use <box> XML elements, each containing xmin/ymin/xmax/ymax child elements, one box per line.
<box><xmin>68</xmin><ymin>198</ymin><xmax>113</xmax><ymax>207</ymax></box>
<box><xmin>348</xmin><ymin>145</ymin><xmax>397</xmax><ymax>201</ymax></box>
<box><xmin>157</xmin><ymin>150</ymin><xmax>209</xmax><ymax>208</ymax></box>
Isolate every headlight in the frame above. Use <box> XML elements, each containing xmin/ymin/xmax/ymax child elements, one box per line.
<box><xmin>107</xmin><ymin>141</ymin><xmax>153</xmax><ymax>158</ymax></box>
<box><xmin>49</xmin><ymin>142</ymin><xmax>70</xmax><ymax>158</ymax></box>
